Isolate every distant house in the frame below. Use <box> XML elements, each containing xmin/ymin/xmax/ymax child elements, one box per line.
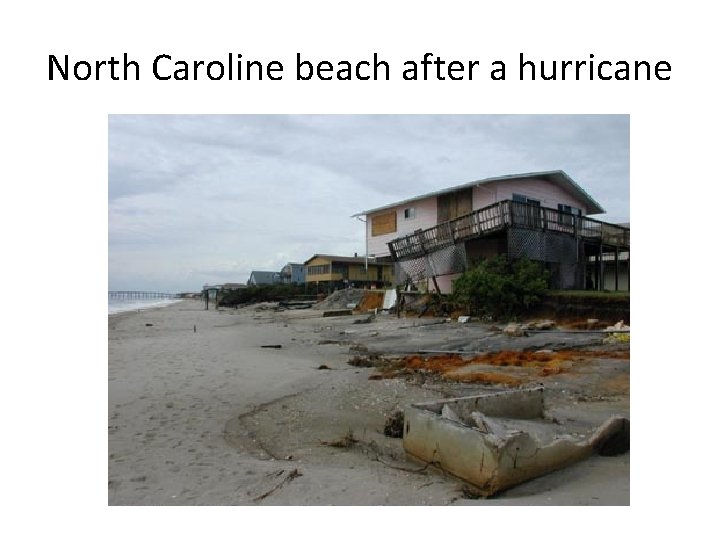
<box><xmin>247</xmin><ymin>271</ymin><xmax>281</xmax><ymax>286</ymax></box>
<box><xmin>304</xmin><ymin>254</ymin><xmax>393</xmax><ymax>289</ymax></box>
<box><xmin>202</xmin><ymin>284</ymin><xmax>222</xmax><ymax>300</ymax></box>
<box><xmin>221</xmin><ymin>282</ymin><xmax>247</xmax><ymax>290</ymax></box>
<box><xmin>353</xmin><ymin>170</ymin><xmax>629</xmax><ymax>293</ymax></box>
<box><xmin>280</xmin><ymin>262</ymin><xmax>306</xmax><ymax>284</ymax></box>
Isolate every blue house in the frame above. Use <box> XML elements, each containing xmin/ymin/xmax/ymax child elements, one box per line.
<box><xmin>280</xmin><ymin>262</ymin><xmax>306</xmax><ymax>284</ymax></box>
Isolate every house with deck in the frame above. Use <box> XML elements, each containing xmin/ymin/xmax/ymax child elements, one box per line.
<box><xmin>353</xmin><ymin>170</ymin><xmax>629</xmax><ymax>293</ymax></box>
<box><xmin>304</xmin><ymin>254</ymin><xmax>394</xmax><ymax>289</ymax></box>
<box><xmin>279</xmin><ymin>262</ymin><xmax>307</xmax><ymax>284</ymax></box>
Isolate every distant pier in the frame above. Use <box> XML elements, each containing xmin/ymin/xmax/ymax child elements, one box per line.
<box><xmin>108</xmin><ymin>291</ymin><xmax>180</xmax><ymax>300</ymax></box>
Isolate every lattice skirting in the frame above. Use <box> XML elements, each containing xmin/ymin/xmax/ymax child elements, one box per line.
<box><xmin>508</xmin><ymin>228</ymin><xmax>578</xmax><ymax>264</ymax></box>
<box><xmin>396</xmin><ymin>243</ymin><xmax>468</xmax><ymax>282</ymax></box>
<box><xmin>394</xmin><ymin>230</ymin><xmax>587</xmax><ymax>289</ymax></box>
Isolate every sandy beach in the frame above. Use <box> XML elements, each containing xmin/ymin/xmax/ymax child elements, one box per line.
<box><xmin>108</xmin><ymin>299</ymin><xmax>629</xmax><ymax>505</ymax></box>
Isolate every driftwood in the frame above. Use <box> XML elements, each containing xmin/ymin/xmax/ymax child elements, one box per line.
<box><xmin>252</xmin><ymin>469</ymin><xmax>302</xmax><ymax>502</ymax></box>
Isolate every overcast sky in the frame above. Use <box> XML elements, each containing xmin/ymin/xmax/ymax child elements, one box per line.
<box><xmin>108</xmin><ymin>114</ymin><xmax>629</xmax><ymax>292</ymax></box>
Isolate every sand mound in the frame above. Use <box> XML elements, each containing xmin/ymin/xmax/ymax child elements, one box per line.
<box><xmin>314</xmin><ymin>289</ymin><xmax>367</xmax><ymax>310</ymax></box>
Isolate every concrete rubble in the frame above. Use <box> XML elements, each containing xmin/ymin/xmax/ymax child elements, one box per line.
<box><xmin>606</xmin><ymin>320</ymin><xmax>630</xmax><ymax>332</ymax></box>
<box><xmin>603</xmin><ymin>320</ymin><xmax>631</xmax><ymax>344</ymax></box>
<box><xmin>403</xmin><ymin>387</ymin><xmax>629</xmax><ymax>497</ymax></box>
<box><xmin>503</xmin><ymin>323</ymin><xmax>527</xmax><ymax>337</ymax></box>
<box><xmin>503</xmin><ymin>320</ymin><xmax>557</xmax><ymax>337</ymax></box>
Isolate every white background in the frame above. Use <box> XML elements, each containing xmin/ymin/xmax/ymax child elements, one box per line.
<box><xmin>2</xmin><ymin>0</ymin><xmax>715</xmax><ymax>537</ymax></box>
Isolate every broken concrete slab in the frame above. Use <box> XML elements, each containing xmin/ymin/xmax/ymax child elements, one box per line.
<box><xmin>603</xmin><ymin>320</ymin><xmax>630</xmax><ymax>344</ymax></box>
<box><xmin>503</xmin><ymin>323</ymin><xmax>527</xmax><ymax>337</ymax></box>
<box><xmin>525</xmin><ymin>319</ymin><xmax>556</xmax><ymax>330</ymax></box>
<box><xmin>403</xmin><ymin>387</ymin><xmax>629</xmax><ymax>497</ymax></box>
<box><xmin>441</xmin><ymin>404</ymin><xmax>462</xmax><ymax>422</ymax></box>
<box><xmin>606</xmin><ymin>320</ymin><xmax>630</xmax><ymax>331</ymax></box>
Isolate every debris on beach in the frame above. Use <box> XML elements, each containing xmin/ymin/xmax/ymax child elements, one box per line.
<box><xmin>320</xmin><ymin>429</ymin><xmax>358</xmax><ymax>448</ymax></box>
<box><xmin>503</xmin><ymin>323</ymin><xmax>526</xmax><ymax>337</ymax></box>
<box><xmin>348</xmin><ymin>353</ymin><xmax>382</xmax><ymax>368</ymax></box>
<box><xmin>502</xmin><ymin>320</ymin><xmax>556</xmax><ymax>336</ymax></box>
<box><xmin>252</xmin><ymin>468</ymin><xmax>303</xmax><ymax>502</ymax></box>
<box><xmin>603</xmin><ymin>320</ymin><xmax>630</xmax><ymax>344</ymax></box>
<box><xmin>525</xmin><ymin>319</ymin><xmax>556</xmax><ymax>330</ymax></box>
<box><xmin>606</xmin><ymin>320</ymin><xmax>630</xmax><ymax>332</ymax></box>
<box><xmin>403</xmin><ymin>388</ymin><xmax>630</xmax><ymax>497</ymax></box>
<box><xmin>111</xmin><ymin>294</ymin><xmax>630</xmax><ymax>504</ymax></box>
<box><xmin>383</xmin><ymin>410</ymin><xmax>405</xmax><ymax>438</ymax></box>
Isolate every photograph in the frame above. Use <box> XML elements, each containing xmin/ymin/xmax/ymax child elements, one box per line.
<box><xmin>108</xmin><ymin>114</ymin><xmax>630</xmax><ymax>505</ymax></box>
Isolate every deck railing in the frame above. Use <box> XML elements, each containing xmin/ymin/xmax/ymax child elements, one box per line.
<box><xmin>388</xmin><ymin>200</ymin><xmax>629</xmax><ymax>261</ymax></box>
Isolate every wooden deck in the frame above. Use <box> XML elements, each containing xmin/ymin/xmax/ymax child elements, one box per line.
<box><xmin>388</xmin><ymin>200</ymin><xmax>630</xmax><ymax>261</ymax></box>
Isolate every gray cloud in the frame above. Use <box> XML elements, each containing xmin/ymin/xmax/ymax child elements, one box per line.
<box><xmin>109</xmin><ymin>114</ymin><xmax>629</xmax><ymax>291</ymax></box>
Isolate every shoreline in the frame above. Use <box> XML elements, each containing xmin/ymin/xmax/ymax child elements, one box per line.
<box><xmin>108</xmin><ymin>298</ymin><xmax>185</xmax><ymax>316</ymax></box>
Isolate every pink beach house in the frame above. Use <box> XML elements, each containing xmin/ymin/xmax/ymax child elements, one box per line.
<box><xmin>352</xmin><ymin>170</ymin><xmax>629</xmax><ymax>293</ymax></box>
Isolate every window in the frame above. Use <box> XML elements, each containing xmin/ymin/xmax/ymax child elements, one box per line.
<box><xmin>403</xmin><ymin>207</ymin><xmax>416</xmax><ymax>220</ymax></box>
<box><xmin>307</xmin><ymin>264</ymin><xmax>331</xmax><ymax>275</ymax></box>
<box><xmin>558</xmin><ymin>204</ymin><xmax>582</xmax><ymax>226</ymax></box>
<box><xmin>512</xmin><ymin>193</ymin><xmax>542</xmax><ymax>227</ymax></box>
<box><xmin>438</xmin><ymin>188</ymin><xmax>473</xmax><ymax>222</ymax></box>
<box><xmin>512</xmin><ymin>193</ymin><xmax>541</xmax><ymax>206</ymax></box>
<box><xmin>558</xmin><ymin>204</ymin><xmax>582</xmax><ymax>215</ymax></box>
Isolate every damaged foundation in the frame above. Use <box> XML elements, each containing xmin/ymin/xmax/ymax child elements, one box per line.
<box><xmin>403</xmin><ymin>387</ymin><xmax>629</xmax><ymax>497</ymax></box>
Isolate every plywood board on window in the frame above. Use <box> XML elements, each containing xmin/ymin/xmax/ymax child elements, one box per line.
<box><xmin>372</xmin><ymin>211</ymin><xmax>397</xmax><ymax>236</ymax></box>
<box><xmin>438</xmin><ymin>188</ymin><xmax>473</xmax><ymax>223</ymax></box>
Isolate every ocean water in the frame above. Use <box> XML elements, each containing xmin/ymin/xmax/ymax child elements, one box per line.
<box><xmin>108</xmin><ymin>297</ymin><xmax>182</xmax><ymax>315</ymax></box>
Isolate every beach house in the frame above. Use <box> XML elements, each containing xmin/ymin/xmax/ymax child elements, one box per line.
<box><xmin>247</xmin><ymin>270</ymin><xmax>281</xmax><ymax>286</ymax></box>
<box><xmin>352</xmin><ymin>170</ymin><xmax>629</xmax><ymax>293</ymax></box>
<box><xmin>304</xmin><ymin>254</ymin><xmax>394</xmax><ymax>290</ymax></box>
<box><xmin>279</xmin><ymin>262</ymin><xmax>307</xmax><ymax>284</ymax></box>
